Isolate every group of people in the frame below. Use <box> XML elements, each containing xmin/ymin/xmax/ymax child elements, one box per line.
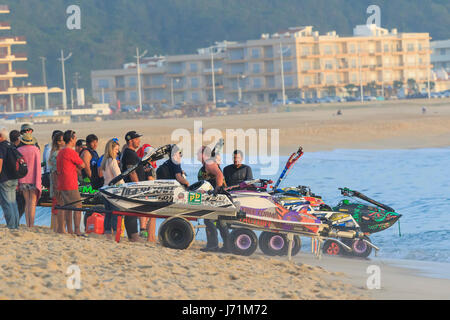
<box><xmin>0</xmin><ymin>123</ymin><xmax>254</xmax><ymax>252</ymax></box>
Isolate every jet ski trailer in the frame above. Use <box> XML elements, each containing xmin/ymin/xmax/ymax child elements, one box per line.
<box><xmin>56</xmin><ymin>144</ymin><xmax>243</xmax><ymax>250</ymax></box>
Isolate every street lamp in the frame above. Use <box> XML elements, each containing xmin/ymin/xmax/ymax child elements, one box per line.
<box><xmin>279</xmin><ymin>42</ymin><xmax>287</xmax><ymax>105</ymax></box>
<box><xmin>171</xmin><ymin>78</ymin><xmax>180</xmax><ymax>106</ymax></box>
<box><xmin>58</xmin><ymin>50</ymin><xmax>72</xmax><ymax>110</ymax></box>
<box><xmin>134</xmin><ymin>47</ymin><xmax>148</xmax><ymax>112</ymax></box>
<box><xmin>237</xmin><ymin>73</ymin><xmax>246</xmax><ymax>101</ymax></box>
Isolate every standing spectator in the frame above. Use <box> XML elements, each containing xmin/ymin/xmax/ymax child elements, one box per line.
<box><xmin>19</xmin><ymin>124</ymin><xmax>40</xmax><ymax>150</ymax></box>
<box><xmin>136</xmin><ymin>143</ymin><xmax>157</xmax><ymax>238</ymax></box>
<box><xmin>121</xmin><ymin>131</ymin><xmax>145</xmax><ymax>242</ymax></box>
<box><xmin>56</xmin><ymin>130</ymin><xmax>85</xmax><ymax>235</ymax></box>
<box><xmin>0</xmin><ymin>127</ymin><xmax>20</xmax><ymax>229</ymax></box>
<box><xmin>75</xmin><ymin>139</ymin><xmax>87</xmax><ymax>155</ymax></box>
<box><xmin>9</xmin><ymin>130</ymin><xmax>20</xmax><ymax>148</ymax></box>
<box><xmin>223</xmin><ymin>150</ymin><xmax>253</xmax><ymax>187</ymax></box>
<box><xmin>197</xmin><ymin>146</ymin><xmax>229</xmax><ymax>252</ymax></box>
<box><xmin>17</xmin><ymin>132</ymin><xmax>42</xmax><ymax>228</ymax></box>
<box><xmin>48</xmin><ymin>131</ymin><xmax>65</xmax><ymax>232</ymax></box>
<box><xmin>42</xmin><ymin>130</ymin><xmax>63</xmax><ymax>189</ymax></box>
<box><xmin>100</xmin><ymin>139</ymin><xmax>124</xmax><ymax>240</ymax></box>
<box><xmin>80</xmin><ymin>134</ymin><xmax>103</xmax><ymax>189</ymax></box>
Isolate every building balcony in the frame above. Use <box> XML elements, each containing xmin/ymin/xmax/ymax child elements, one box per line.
<box><xmin>0</xmin><ymin>36</ymin><xmax>26</xmax><ymax>45</ymax></box>
<box><xmin>0</xmin><ymin>22</ymin><xmax>10</xmax><ymax>30</ymax></box>
<box><xmin>0</xmin><ymin>69</ymin><xmax>28</xmax><ymax>79</ymax></box>
<box><xmin>203</xmin><ymin>68</ymin><xmax>223</xmax><ymax>75</ymax></box>
<box><xmin>0</xmin><ymin>53</ymin><xmax>27</xmax><ymax>62</ymax></box>
<box><xmin>0</xmin><ymin>5</ymin><xmax>9</xmax><ymax>14</ymax></box>
<box><xmin>142</xmin><ymin>84</ymin><xmax>167</xmax><ymax>89</ymax></box>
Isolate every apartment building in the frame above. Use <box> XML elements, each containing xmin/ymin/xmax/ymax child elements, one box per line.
<box><xmin>91</xmin><ymin>25</ymin><xmax>432</xmax><ymax>105</ymax></box>
<box><xmin>431</xmin><ymin>39</ymin><xmax>450</xmax><ymax>72</ymax></box>
<box><xmin>0</xmin><ymin>5</ymin><xmax>63</xmax><ymax>112</ymax></box>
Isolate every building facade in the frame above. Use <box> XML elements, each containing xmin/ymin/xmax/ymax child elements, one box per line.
<box><xmin>0</xmin><ymin>5</ymin><xmax>63</xmax><ymax>112</ymax></box>
<box><xmin>92</xmin><ymin>25</ymin><xmax>432</xmax><ymax>106</ymax></box>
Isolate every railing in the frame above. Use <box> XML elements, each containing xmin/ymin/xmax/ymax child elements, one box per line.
<box><xmin>0</xmin><ymin>36</ymin><xmax>26</xmax><ymax>42</ymax></box>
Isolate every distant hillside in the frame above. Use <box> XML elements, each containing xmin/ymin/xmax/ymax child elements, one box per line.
<box><xmin>2</xmin><ymin>0</ymin><xmax>449</xmax><ymax>97</ymax></box>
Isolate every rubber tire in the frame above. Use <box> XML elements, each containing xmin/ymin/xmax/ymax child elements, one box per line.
<box><xmin>158</xmin><ymin>217</ymin><xmax>195</xmax><ymax>250</ymax></box>
<box><xmin>322</xmin><ymin>239</ymin><xmax>343</xmax><ymax>256</ymax></box>
<box><xmin>290</xmin><ymin>236</ymin><xmax>302</xmax><ymax>256</ymax></box>
<box><xmin>258</xmin><ymin>231</ymin><xmax>282</xmax><ymax>256</ymax></box>
<box><xmin>229</xmin><ymin>229</ymin><xmax>258</xmax><ymax>256</ymax></box>
<box><xmin>350</xmin><ymin>236</ymin><xmax>373</xmax><ymax>258</ymax></box>
<box><xmin>259</xmin><ymin>232</ymin><xmax>302</xmax><ymax>257</ymax></box>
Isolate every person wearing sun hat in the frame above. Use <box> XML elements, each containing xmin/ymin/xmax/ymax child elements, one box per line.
<box><xmin>17</xmin><ymin>132</ymin><xmax>42</xmax><ymax>228</ymax></box>
<box><xmin>19</xmin><ymin>123</ymin><xmax>40</xmax><ymax>150</ymax></box>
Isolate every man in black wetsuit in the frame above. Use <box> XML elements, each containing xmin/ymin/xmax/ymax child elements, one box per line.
<box><xmin>223</xmin><ymin>150</ymin><xmax>253</xmax><ymax>187</ymax></box>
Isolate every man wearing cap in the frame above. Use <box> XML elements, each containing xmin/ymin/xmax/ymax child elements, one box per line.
<box><xmin>121</xmin><ymin>131</ymin><xmax>146</xmax><ymax>242</ymax></box>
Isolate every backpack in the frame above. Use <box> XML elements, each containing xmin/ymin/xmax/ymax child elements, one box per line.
<box><xmin>5</xmin><ymin>142</ymin><xmax>28</xmax><ymax>180</ymax></box>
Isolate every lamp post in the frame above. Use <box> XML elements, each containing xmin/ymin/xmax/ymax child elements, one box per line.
<box><xmin>40</xmin><ymin>56</ymin><xmax>49</xmax><ymax>110</ymax></box>
<box><xmin>279</xmin><ymin>42</ymin><xmax>287</xmax><ymax>105</ymax></box>
<box><xmin>27</xmin><ymin>82</ymin><xmax>32</xmax><ymax>112</ymax></box>
<box><xmin>358</xmin><ymin>47</ymin><xmax>364</xmax><ymax>103</ymax></box>
<box><xmin>211</xmin><ymin>49</ymin><xmax>217</xmax><ymax>106</ymax></box>
<box><xmin>134</xmin><ymin>47</ymin><xmax>148</xmax><ymax>112</ymax></box>
<box><xmin>58</xmin><ymin>50</ymin><xmax>72</xmax><ymax>110</ymax></box>
<box><xmin>171</xmin><ymin>78</ymin><xmax>180</xmax><ymax>106</ymax></box>
<box><xmin>237</xmin><ymin>73</ymin><xmax>246</xmax><ymax>101</ymax></box>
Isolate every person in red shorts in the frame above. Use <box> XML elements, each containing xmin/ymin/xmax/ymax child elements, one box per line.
<box><xmin>56</xmin><ymin>130</ymin><xmax>85</xmax><ymax>235</ymax></box>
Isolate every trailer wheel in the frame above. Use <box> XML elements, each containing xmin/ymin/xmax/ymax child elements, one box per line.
<box><xmin>323</xmin><ymin>240</ymin><xmax>342</xmax><ymax>256</ymax></box>
<box><xmin>350</xmin><ymin>236</ymin><xmax>373</xmax><ymax>258</ymax></box>
<box><xmin>259</xmin><ymin>232</ymin><xmax>301</xmax><ymax>256</ymax></box>
<box><xmin>229</xmin><ymin>229</ymin><xmax>258</xmax><ymax>256</ymax></box>
<box><xmin>158</xmin><ymin>217</ymin><xmax>195</xmax><ymax>250</ymax></box>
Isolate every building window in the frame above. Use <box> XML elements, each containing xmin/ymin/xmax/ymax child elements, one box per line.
<box><xmin>128</xmin><ymin>91</ymin><xmax>137</xmax><ymax>102</ymax></box>
<box><xmin>253</xmin><ymin>63</ymin><xmax>261</xmax><ymax>74</ymax></box>
<box><xmin>191</xmin><ymin>77</ymin><xmax>199</xmax><ymax>88</ymax></box>
<box><xmin>350</xmin><ymin>44</ymin><xmax>356</xmax><ymax>53</ymax></box>
<box><xmin>98</xmin><ymin>79</ymin><xmax>109</xmax><ymax>89</ymax></box>
<box><xmin>302</xmin><ymin>61</ymin><xmax>310</xmax><ymax>71</ymax></box>
<box><xmin>302</xmin><ymin>47</ymin><xmax>310</xmax><ymax>56</ymax></box>
<box><xmin>116</xmin><ymin>76</ymin><xmax>125</xmax><ymax>88</ymax></box>
<box><xmin>283</xmin><ymin>61</ymin><xmax>293</xmax><ymax>72</ymax></box>
<box><xmin>326</xmin><ymin>75</ymin><xmax>334</xmax><ymax>84</ymax></box>
<box><xmin>144</xmin><ymin>89</ymin><xmax>151</xmax><ymax>101</ymax></box>
<box><xmin>303</xmin><ymin>76</ymin><xmax>311</xmax><ymax>85</ymax></box>
<box><xmin>192</xmin><ymin>92</ymin><xmax>200</xmax><ymax>101</ymax></box>
<box><xmin>251</xmin><ymin>48</ymin><xmax>261</xmax><ymax>58</ymax></box>
<box><xmin>128</xmin><ymin>77</ymin><xmax>137</xmax><ymax>88</ymax></box>
<box><xmin>117</xmin><ymin>91</ymin><xmax>125</xmax><ymax>102</ymax></box>
<box><xmin>265</xmin><ymin>61</ymin><xmax>274</xmax><ymax>73</ymax></box>
<box><xmin>325</xmin><ymin>61</ymin><xmax>333</xmax><ymax>70</ymax></box>
<box><xmin>324</xmin><ymin>45</ymin><xmax>332</xmax><ymax>55</ymax></box>
<box><xmin>407</xmin><ymin>43</ymin><xmax>415</xmax><ymax>52</ymax></box>
<box><xmin>267</xmin><ymin>76</ymin><xmax>275</xmax><ymax>88</ymax></box>
<box><xmin>257</xmin><ymin>94</ymin><xmax>265</xmax><ymax>102</ymax></box>
<box><xmin>190</xmin><ymin>63</ymin><xmax>198</xmax><ymax>73</ymax></box>
<box><xmin>253</xmin><ymin>78</ymin><xmax>262</xmax><ymax>89</ymax></box>
<box><xmin>152</xmin><ymin>74</ymin><xmax>164</xmax><ymax>86</ymax></box>
<box><xmin>282</xmin><ymin>46</ymin><xmax>292</xmax><ymax>57</ymax></box>
<box><xmin>285</xmin><ymin>76</ymin><xmax>293</xmax><ymax>87</ymax></box>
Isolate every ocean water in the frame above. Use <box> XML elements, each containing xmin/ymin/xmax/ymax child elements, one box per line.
<box><xmin>2</xmin><ymin>148</ymin><xmax>449</xmax><ymax>266</ymax></box>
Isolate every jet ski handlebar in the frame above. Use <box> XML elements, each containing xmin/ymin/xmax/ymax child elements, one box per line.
<box><xmin>109</xmin><ymin>144</ymin><xmax>173</xmax><ymax>186</ymax></box>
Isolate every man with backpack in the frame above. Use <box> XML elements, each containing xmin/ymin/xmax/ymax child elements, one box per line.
<box><xmin>0</xmin><ymin>127</ymin><xmax>22</xmax><ymax>229</ymax></box>
<box><xmin>80</xmin><ymin>134</ymin><xmax>104</xmax><ymax>190</ymax></box>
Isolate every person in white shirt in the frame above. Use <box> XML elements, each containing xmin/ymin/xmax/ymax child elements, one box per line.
<box><xmin>100</xmin><ymin>139</ymin><xmax>124</xmax><ymax>239</ymax></box>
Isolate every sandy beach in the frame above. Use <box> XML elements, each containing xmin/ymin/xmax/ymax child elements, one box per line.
<box><xmin>0</xmin><ymin>225</ymin><xmax>448</xmax><ymax>300</ymax></box>
<box><xmin>1</xmin><ymin>100</ymin><xmax>450</xmax><ymax>300</ymax></box>
<box><xmin>5</xmin><ymin>99</ymin><xmax>449</xmax><ymax>156</ymax></box>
